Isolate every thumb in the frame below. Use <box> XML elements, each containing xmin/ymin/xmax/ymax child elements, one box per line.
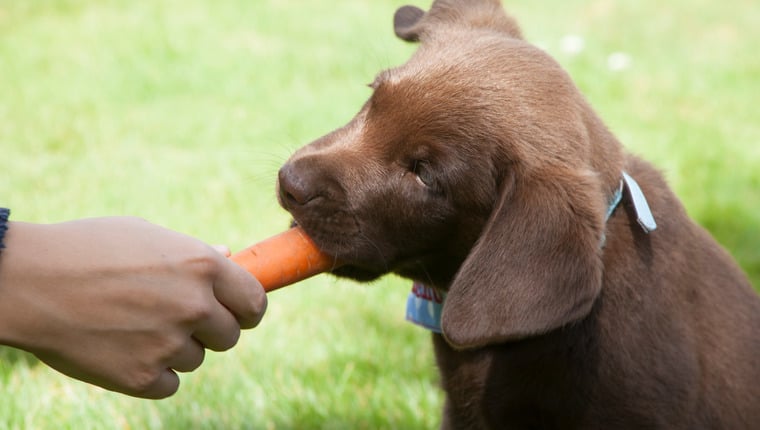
<box><xmin>211</xmin><ymin>245</ymin><xmax>231</xmax><ymax>257</ymax></box>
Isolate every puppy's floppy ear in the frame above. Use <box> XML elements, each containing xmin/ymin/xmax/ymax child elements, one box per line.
<box><xmin>441</xmin><ymin>168</ymin><xmax>605</xmax><ymax>349</ymax></box>
<box><xmin>394</xmin><ymin>5</ymin><xmax>426</xmax><ymax>42</ymax></box>
<box><xmin>394</xmin><ymin>0</ymin><xmax>522</xmax><ymax>43</ymax></box>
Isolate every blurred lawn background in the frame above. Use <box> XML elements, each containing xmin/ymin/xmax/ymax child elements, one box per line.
<box><xmin>0</xmin><ymin>0</ymin><xmax>758</xmax><ymax>428</ymax></box>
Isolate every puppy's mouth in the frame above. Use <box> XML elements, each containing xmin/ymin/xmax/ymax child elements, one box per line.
<box><xmin>276</xmin><ymin>168</ymin><xmax>397</xmax><ymax>282</ymax></box>
<box><xmin>288</xmin><ymin>217</ymin><xmax>392</xmax><ymax>282</ymax></box>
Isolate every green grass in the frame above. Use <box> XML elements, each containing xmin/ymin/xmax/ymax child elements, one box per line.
<box><xmin>1</xmin><ymin>0</ymin><xmax>758</xmax><ymax>428</ymax></box>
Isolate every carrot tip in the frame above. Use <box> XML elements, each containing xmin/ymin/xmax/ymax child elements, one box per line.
<box><xmin>230</xmin><ymin>227</ymin><xmax>337</xmax><ymax>292</ymax></box>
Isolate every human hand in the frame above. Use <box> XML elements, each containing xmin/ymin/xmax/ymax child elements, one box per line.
<box><xmin>0</xmin><ymin>217</ymin><xmax>266</xmax><ymax>398</ymax></box>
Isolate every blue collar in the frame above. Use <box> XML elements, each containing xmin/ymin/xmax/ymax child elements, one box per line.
<box><xmin>606</xmin><ymin>178</ymin><xmax>624</xmax><ymax>222</ymax></box>
<box><xmin>603</xmin><ymin>171</ymin><xmax>658</xmax><ymax>236</ymax></box>
<box><xmin>405</xmin><ymin>171</ymin><xmax>656</xmax><ymax>333</ymax></box>
<box><xmin>406</xmin><ymin>282</ymin><xmax>446</xmax><ymax>333</ymax></box>
<box><xmin>620</xmin><ymin>171</ymin><xmax>657</xmax><ymax>233</ymax></box>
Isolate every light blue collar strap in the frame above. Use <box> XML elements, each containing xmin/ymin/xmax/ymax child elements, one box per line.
<box><xmin>606</xmin><ymin>179</ymin><xmax>625</xmax><ymax>222</ymax></box>
<box><xmin>405</xmin><ymin>171</ymin><xmax>656</xmax><ymax>333</ymax></box>
<box><xmin>405</xmin><ymin>282</ymin><xmax>446</xmax><ymax>333</ymax></box>
<box><xmin>605</xmin><ymin>171</ymin><xmax>658</xmax><ymax>232</ymax></box>
<box><xmin>601</xmin><ymin>178</ymin><xmax>625</xmax><ymax>247</ymax></box>
<box><xmin>621</xmin><ymin>171</ymin><xmax>657</xmax><ymax>232</ymax></box>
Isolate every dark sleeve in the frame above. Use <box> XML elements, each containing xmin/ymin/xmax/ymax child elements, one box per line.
<box><xmin>0</xmin><ymin>208</ymin><xmax>9</xmax><ymax>251</ymax></box>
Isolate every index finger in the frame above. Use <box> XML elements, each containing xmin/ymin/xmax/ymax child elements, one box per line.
<box><xmin>212</xmin><ymin>255</ymin><xmax>268</xmax><ymax>329</ymax></box>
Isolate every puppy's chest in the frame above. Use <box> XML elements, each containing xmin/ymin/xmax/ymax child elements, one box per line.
<box><xmin>431</xmin><ymin>333</ymin><xmax>601</xmax><ymax>427</ymax></box>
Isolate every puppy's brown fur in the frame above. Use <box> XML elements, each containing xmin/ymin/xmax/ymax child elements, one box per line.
<box><xmin>277</xmin><ymin>1</ymin><xmax>760</xmax><ymax>428</ymax></box>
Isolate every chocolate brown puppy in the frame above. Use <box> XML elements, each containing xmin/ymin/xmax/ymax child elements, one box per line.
<box><xmin>278</xmin><ymin>1</ymin><xmax>760</xmax><ymax>428</ymax></box>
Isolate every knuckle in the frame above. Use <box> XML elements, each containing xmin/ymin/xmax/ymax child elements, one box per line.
<box><xmin>181</xmin><ymin>299</ymin><xmax>214</xmax><ymax>324</ymax></box>
<box><xmin>186</xmin><ymin>245</ymin><xmax>223</xmax><ymax>278</ymax></box>
<box><xmin>162</xmin><ymin>335</ymin><xmax>188</xmax><ymax>359</ymax></box>
<box><xmin>125</xmin><ymin>365</ymin><xmax>164</xmax><ymax>395</ymax></box>
<box><xmin>188</xmin><ymin>349</ymin><xmax>206</xmax><ymax>371</ymax></box>
<box><xmin>244</xmin><ymin>291</ymin><xmax>268</xmax><ymax>328</ymax></box>
<box><xmin>234</xmin><ymin>278</ymin><xmax>268</xmax><ymax>329</ymax></box>
<box><xmin>211</xmin><ymin>328</ymin><xmax>241</xmax><ymax>352</ymax></box>
<box><xmin>226</xmin><ymin>328</ymin><xmax>242</xmax><ymax>350</ymax></box>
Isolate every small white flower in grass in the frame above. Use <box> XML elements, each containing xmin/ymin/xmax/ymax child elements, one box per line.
<box><xmin>607</xmin><ymin>52</ymin><xmax>632</xmax><ymax>71</ymax></box>
<box><xmin>560</xmin><ymin>34</ymin><xmax>585</xmax><ymax>56</ymax></box>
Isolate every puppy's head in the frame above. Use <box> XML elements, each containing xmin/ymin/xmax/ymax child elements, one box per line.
<box><xmin>278</xmin><ymin>0</ymin><xmax>625</xmax><ymax>348</ymax></box>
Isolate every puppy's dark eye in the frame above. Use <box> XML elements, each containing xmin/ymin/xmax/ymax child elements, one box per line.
<box><xmin>411</xmin><ymin>160</ymin><xmax>435</xmax><ymax>188</ymax></box>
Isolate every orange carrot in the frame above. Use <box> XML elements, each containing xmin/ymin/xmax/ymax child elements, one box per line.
<box><xmin>230</xmin><ymin>226</ymin><xmax>338</xmax><ymax>292</ymax></box>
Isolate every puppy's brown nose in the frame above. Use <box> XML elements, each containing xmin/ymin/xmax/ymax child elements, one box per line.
<box><xmin>278</xmin><ymin>160</ymin><xmax>341</xmax><ymax>209</ymax></box>
<box><xmin>278</xmin><ymin>162</ymin><xmax>316</xmax><ymax>207</ymax></box>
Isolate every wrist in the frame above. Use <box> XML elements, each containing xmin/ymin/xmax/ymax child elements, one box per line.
<box><xmin>0</xmin><ymin>221</ymin><xmax>52</xmax><ymax>349</ymax></box>
<box><xmin>0</xmin><ymin>219</ymin><xmax>20</xmax><ymax>346</ymax></box>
